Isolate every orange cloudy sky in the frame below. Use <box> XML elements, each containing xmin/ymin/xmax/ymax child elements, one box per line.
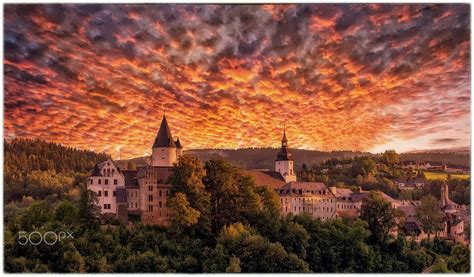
<box><xmin>4</xmin><ymin>4</ymin><xmax>470</xmax><ymax>158</ymax></box>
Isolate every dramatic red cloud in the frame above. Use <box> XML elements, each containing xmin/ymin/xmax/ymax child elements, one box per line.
<box><xmin>4</xmin><ymin>4</ymin><xmax>470</xmax><ymax>158</ymax></box>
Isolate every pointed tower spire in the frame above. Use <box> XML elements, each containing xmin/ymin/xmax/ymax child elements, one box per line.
<box><xmin>276</xmin><ymin>125</ymin><xmax>292</xmax><ymax>161</ymax></box>
<box><xmin>153</xmin><ymin>115</ymin><xmax>176</xmax><ymax>148</ymax></box>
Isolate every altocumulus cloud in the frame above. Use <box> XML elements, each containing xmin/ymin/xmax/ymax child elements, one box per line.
<box><xmin>3</xmin><ymin>4</ymin><xmax>470</xmax><ymax>158</ymax></box>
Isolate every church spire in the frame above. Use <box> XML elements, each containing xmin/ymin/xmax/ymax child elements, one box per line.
<box><xmin>281</xmin><ymin>124</ymin><xmax>288</xmax><ymax>148</ymax></box>
<box><xmin>276</xmin><ymin>125</ymin><xmax>292</xmax><ymax>161</ymax></box>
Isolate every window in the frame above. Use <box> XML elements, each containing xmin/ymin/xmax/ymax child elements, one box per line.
<box><xmin>162</xmin><ymin>157</ymin><xmax>164</xmax><ymax>159</ymax></box>
<box><xmin>148</xmin><ymin>186</ymin><xmax>153</xmax><ymax>192</ymax></box>
<box><xmin>148</xmin><ymin>205</ymin><xmax>153</xmax><ymax>211</ymax></box>
<box><xmin>90</xmin><ymin>179</ymin><xmax>93</xmax><ymax>185</ymax></box>
<box><xmin>114</xmin><ymin>179</ymin><xmax>118</xmax><ymax>185</ymax></box>
<box><xmin>105</xmin><ymin>191</ymin><xmax>108</xmax><ymax>197</ymax></box>
<box><xmin>148</xmin><ymin>195</ymin><xmax>153</xmax><ymax>201</ymax></box>
<box><xmin>166</xmin><ymin>191</ymin><xmax>169</xmax><ymax>196</ymax></box>
<box><xmin>159</xmin><ymin>190</ymin><xmax>162</xmax><ymax>197</ymax></box>
<box><xmin>98</xmin><ymin>179</ymin><xmax>101</xmax><ymax>185</ymax></box>
<box><xmin>98</xmin><ymin>191</ymin><xmax>101</xmax><ymax>197</ymax></box>
<box><xmin>127</xmin><ymin>203</ymin><xmax>129</xmax><ymax>208</ymax></box>
<box><xmin>104</xmin><ymin>204</ymin><xmax>107</xmax><ymax>209</ymax></box>
<box><xmin>105</xmin><ymin>179</ymin><xmax>109</xmax><ymax>185</ymax></box>
<box><xmin>113</xmin><ymin>191</ymin><xmax>116</xmax><ymax>197</ymax></box>
<box><xmin>159</xmin><ymin>201</ymin><xmax>162</xmax><ymax>208</ymax></box>
<box><xmin>107</xmin><ymin>162</ymin><xmax>110</xmax><ymax>166</ymax></box>
<box><xmin>135</xmin><ymin>202</ymin><xmax>138</xmax><ymax>208</ymax></box>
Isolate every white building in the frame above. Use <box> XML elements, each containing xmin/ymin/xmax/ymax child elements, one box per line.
<box><xmin>87</xmin><ymin>158</ymin><xmax>126</xmax><ymax>215</ymax></box>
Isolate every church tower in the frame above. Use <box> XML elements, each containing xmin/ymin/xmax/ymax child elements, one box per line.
<box><xmin>151</xmin><ymin>115</ymin><xmax>177</xmax><ymax>167</ymax></box>
<box><xmin>275</xmin><ymin>127</ymin><xmax>297</xmax><ymax>183</ymax></box>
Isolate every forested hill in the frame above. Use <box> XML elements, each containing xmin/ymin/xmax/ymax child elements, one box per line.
<box><xmin>4</xmin><ymin>138</ymin><xmax>110</xmax><ymax>174</ymax></box>
<box><xmin>116</xmin><ymin>148</ymin><xmax>370</xmax><ymax>170</ymax></box>
<box><xmin>4</xmin><ymin>138</ymin><xmax>110</xmax><ymax>202</ymax></box>
<box><xmin>116</xmin><ymin>148</ymin><xmax>471</xmax><ymax>170</ymax></box>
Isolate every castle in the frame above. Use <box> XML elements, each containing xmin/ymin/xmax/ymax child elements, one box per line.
<box><xmin>87</xmin><ymin>115</ymin><xmax>182</xmax><ymax>225</ymax></box>
<box><xmin>87</xmin><ymin>115</ymin><xmax>469</xmax><ymax>244</ymax></box>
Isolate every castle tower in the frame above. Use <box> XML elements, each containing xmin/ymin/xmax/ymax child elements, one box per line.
<box><xmin>275</xmin><ymin>127</ymin><xmax>297</xmax><ymax>183</ymax></box>
<box><xmin>151</xmin><ymin>115</ymin><xmax>177</xmax><ymax>167</ymax></box>
<box><xmin>175</xmin><ymin>138</ymin><xmax>183</xmax><ymax>158</ymax></box>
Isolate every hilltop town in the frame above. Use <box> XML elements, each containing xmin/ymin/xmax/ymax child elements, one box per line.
<box><xmin>88</xmin><ymin>115</ymin><xmax>470</xmax><ymax>246</ymax></box>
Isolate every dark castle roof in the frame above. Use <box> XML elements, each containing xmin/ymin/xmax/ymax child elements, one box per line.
<box><xmin>90</xmin><ymin>160</ymin><xmax>108</xmax><ymax>176</ymax></box>
<box><xmin>153</xmin><ymin>115</ymin><xmax>176</xmax><ymax>148</ymax></box>
<box><xmin>175</xmin><ymin>138</ymin><xmax>183</xmax><ymax>149</ymax></box>
<box><xmin>121</xmin><ymin>170</ymin><xmax>139</xmax><ymax>187</ymax></box>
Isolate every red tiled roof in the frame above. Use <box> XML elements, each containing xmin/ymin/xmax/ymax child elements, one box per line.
<box><xmin>245</xmin><ymin>170</ymin><xmax>286</xmax><ymax>190</ymax></box>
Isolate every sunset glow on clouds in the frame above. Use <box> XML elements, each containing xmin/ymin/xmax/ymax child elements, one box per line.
<box><xmin>4</xmin><ymin>4</ymin><xmax>470</xmax><ymax>158</ymax></box>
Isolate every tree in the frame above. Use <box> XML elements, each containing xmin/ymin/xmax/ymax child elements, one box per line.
<box><xmin>382</xmin><ymin>150</ymin><xmax>400</xmax><ymax>167</ymax></box>
<box><xmin>416</xmin><ymin>195</ymin><xmax>444</xmax><ymax>240</ymax></box>
<box><xmin>430</xmin><ymin>258</ymin><xmax>452</xmax><ymax>273</ymax></box>
<box><xmin>217</xmin><ymin>223</ymin><xmax>310</xmax><ymax>272</ymax></box>
<box><xmin>54</xmin><ymin>200</ymin><xmax>79</xmax><ymax>226</ymax></box>
<box><xmin>447</xmin><ymin>245</ymin><xmax>470</xmax><ymax>273</ymax></box>
<box><xmin>168</xmin><ymin>155</ymin><xmax>211</xmax><ymax>237</ymax></box>
<box><xmin>226</xmin><ymin>256</ymin><xmax>241</xmax><ymax>273</ymax></box>
<box><xmin>204</xmin><ymin>159</ymin><xmax>261</xmax><ymax>233</ymax></box>
<box><xmin>78</xmin><ymin>189</ymin><xmax>100</xmax><ymax>228</ymax></box>
<box><xmin>360</xmin><ymin>191</ymin><xmax>399</xmax><ymax>244</ymax></box>
<box><xmin>279</xmin><ymin>221</ymin><xmax>309</xmax><ymax>259</ymax></box>
<box><xmin>168</xmin><ymin>192</ymin><xmax>201</xmax><ymax>233</ymax></box>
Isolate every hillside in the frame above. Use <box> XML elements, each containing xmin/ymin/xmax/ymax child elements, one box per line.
<box><xmin>116</xmin><ymin>148</ymin><xmax>471</xmax><ymax>170</ymax></box>
<box><xmin>4</xmin><ymin>138</ymin><xmax>110</xmax><ymax>202</ymax></box>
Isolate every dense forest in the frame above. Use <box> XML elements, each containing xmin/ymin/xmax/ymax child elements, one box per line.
<box><xmin>4</xmin><ymin>138</ymin><xmax>109</xmax><ymax>202</ymax></box>
<box><xmin>3</xmin><ymin>140</ymin><xmax>470</xmax><ymax>273</ymax></box>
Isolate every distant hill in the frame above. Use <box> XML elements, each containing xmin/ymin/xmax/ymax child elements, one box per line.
<box><xmin>115</xmin><ymin>148</ymin><xmax>370</xmax><ymax>170</ymax></box>
<box><xmin>404</xmin><ymin>146</ymin><xmax>470</xmax><ymax>155</ymax></box>
<box><xmin>116</xmin><ymin>147</ymin><xmax>471</xmax><ymax>170</ymax></box>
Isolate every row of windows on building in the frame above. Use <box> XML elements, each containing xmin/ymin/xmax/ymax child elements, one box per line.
<box><xmin>147</xmin><ymin>186</ymin><xmax>170</xmax><ymax>197</ymax></box>
<box><xmin>91</xmin><ymin>179</ymin><xmax>119</xmax><ymax>185</ymax></box>
<box><xmin>279</xmin><ymin>190</ymin><xmax>330</xmax><ymax>195</ymax></box>
<box><xmin>97</xmin><ymin>190</ymin><xmax>116</xmax><ymax>197</ymax></box>
<box><xmin>337</xmin><ymin>204</ymin><xmax>355</xmax><ymax>209</ymax></box>
<box><xmin>103</xmin><ymin>204</ymin><xmax>112</xmax><ymax>209</ymax></box>
<box><xmin>127</xmin><ymin>190</ymin><xmax>138</xmax><ymax>197</ymax></box>
<box><xmin>283</xmin><ymin>206</ymin><xmax>334</xmax><ymax>213</ymax></box>
<box><xmin>127</xmin><ymin>202</ymin><xmax>138</xmax><ymax>208</ymax></box>
<box><xmin>102</xmin><ymin>167</ymin><xmax>116</xmax><ymax>176</ymax></box>
<box><xmin>281</xmin><ymin>197</ymin><xmax>334</xmax><ymax>204</ymax></box>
